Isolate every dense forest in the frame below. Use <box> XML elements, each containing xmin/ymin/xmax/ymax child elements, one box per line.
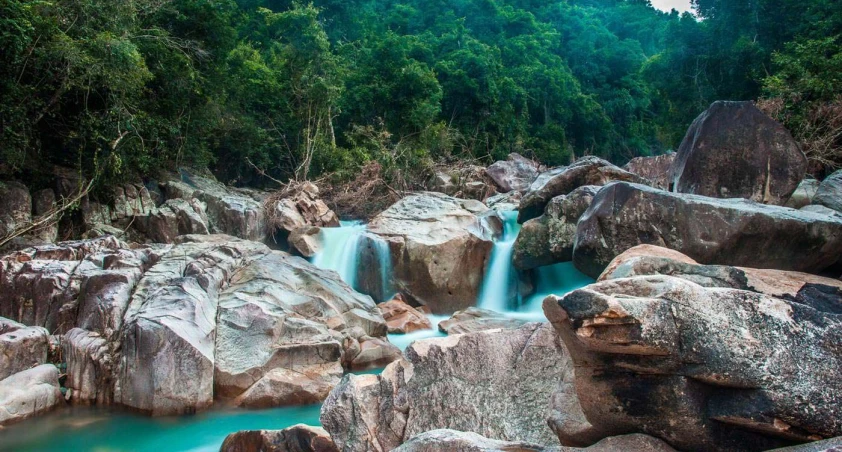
<box><xmin>2</xmin><ymin>0</ymin><xmax>841</xmax><ymax>189</ymax></box>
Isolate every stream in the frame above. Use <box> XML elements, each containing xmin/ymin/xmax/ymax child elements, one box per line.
<box><xmin>0</xmin><ymin>211</ymin><xmax>593</xmax><ymax>452</ymax></box>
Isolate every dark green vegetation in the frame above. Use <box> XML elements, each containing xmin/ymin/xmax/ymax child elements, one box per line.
<box><xmin>2</xmin><ymin>0</ymin><xmax>841</xmax><ymax>188</ymax></box>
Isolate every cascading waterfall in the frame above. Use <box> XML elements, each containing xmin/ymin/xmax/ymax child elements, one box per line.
<box><xmin>370</xmin><ymin>236</ymin><xmax>395</xmax><ymax>302</ymax></box>
<box><xmin>477</xmin><ymin>211</ymin><xmax>521</xmax><ymax>312</ymax></box>
<box><xmin>311</xmin><ymin>220</ymin><xmax>366</xmax><ymax>289</ymax></box>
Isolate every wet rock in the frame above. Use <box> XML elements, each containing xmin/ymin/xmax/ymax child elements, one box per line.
<box><xmin>0</xmin><ymin>317</ymin><xmax>49</xmax><ymax>380</ymax></box>
<box><xmin>288</xmin><ymin>226</ymin><xmax>322</xmax><ymax>257</ymax></box>
<box><xmin>0</xmin><ymin>181</ymin><xmax>31</xmax><ymax>238</ymax></box>
<box><xmin>624</xmin><ymin>153</ymin><xmax>676</xmax><ymax>190</ymax></box>
<box><xmin>513</xmin><ymin>186</ymin><xmax>598</xmax><ymax>270</ymax></box>
<box><xmin>786</xmin><ymin>180</ymin><xmax>821</xmax><ymax>209</ymax></box>
<box><xmin>544</xmin><ymin>275</ymin><xmax>842</xmax><ymax>451</ymax></box>
<box><xmin>63</xmin><ymin>328</ymin><xmax>112</xmax><ymax>405</ymax></box>
<box><xmin>395</xmin><ymin>430</ymin><xmax>677</xmax><ymax>452</ymax></box>
<box><xmin>813</xmin><ymin>170</ymin><xmax>842</xmax><ymax>213</ymax></box>
<box><xmin>0</xmin><ymin>364</ymin><xmax>63</xmax><ymax>426</ymax></box>
<box><xmin>115</xmin><ymin>237</ymin><xmax>268</xmax><ymax>415</ymax></box>
<box><xmin>486</xmin><ymin>153</ymin><xmax>540</xmax><ymax>193</ymax></box>
<box><xmin>672</xmin><ymin>101</ymin><xmax>807</xmax><ymax>204</ymax></box>
<box><xmin>484</xmin><ymin>191</ymin><xmax>522</xmax><ymax>213</ymax></box>
<box><xmin>573</xmin><ymin>182</ymin><xmax>842</xmax><ymax>278</ymax></box>
<box><xmin>321</xmin><ymin>323</ymin><xmax>569</xmax><ymax>451</ymax></box>
<box><xmin>437</xmin><ymin>307</ymin><xmax>526</xmax><ymax>335</ymax></box>
<box><xmin>214</xmin><ymin>251</ymin><xmax>387</xmax><ymax>408</ymax></box>
<box><xmin>220</xmin><ymin>424</ymin><xmax>339</xmax><ymax>452</ymax></box>
<box><xmin>358</xmin><ymin>193</ymin><xmax>500</xmax><ymax>314</ymax></box>
<box><xmin>519</xmin><ymin>157</ymin><xmax>647</xmax><ymax>223</ymax></box>
<box><xmin>378</xmin><ymin>297</ymin><xmax>432</xmax><ymax>334</ymax></box>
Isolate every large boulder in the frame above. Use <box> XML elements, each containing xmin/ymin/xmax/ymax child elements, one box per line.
<box><xmin>0</xmin><ymin>181</ymin><xmax>31</xmax><ymax>238</ymax></box>
<box><xmin>513</xmin><ymin>186</ymin><xmax>598</xmax><ymax>270</ymax></box>
<box><xmin>624</xmin><ymin>153</ymin><xmax>676</xmax><ymax>191</ymax></box>
<box><xmin>115</xmin><ymin>237</ymin><xmax>268</xmax><ymax>415</ymax></box>
<box><xmin>769</xmin><ymin>438</ymin><xmax>842</xmax><ymax>452</ymax></box>
<box><xmin>214</xmin><ymin>251</ymin><xmax>387</xmax><ymax>408</ymax></box>
<box><xmin>518</xmin><ymin>157</ymin><xmax>648</xmax><ymax>223</ymax></box>
<box><xmin>395</xmin><ymin>430</ymin><xmax>677</xmax><ymax>452</ymax></box>
<box><xmin>486</xmin><ymin>153</ymin><xmax>540</xmax><ymax>193</ymax></box>
<box><xmin>0</xmin><ymin>364</ymin><xmax>63</xmax><ymax>426</ymax></box>
<box><xmin>134</xmin><ymin>198</ymin><xmax>210</xmax><ymax>243</ymax></box>
<box><xmin>0</xmin><ymin>317</ymin><xmax>49</xmax><ymax>380</ymax></box>
<box><xmin>599</xmin><ymin>245</ymin><xmax>842</xmax><ymax>304</ymax></box>
<box><xmin>672</xmin><ymin>101</ymin><xmax>807</xmax><ymax>204</ymax></box>
<box><xmin>573</xmin><ymin>182</ymin><xmax>842</xmax><ymax>278</ymax></box>
<box><xmin>321</xmin><ymin>323</ymin><xmax>571</xmax><ymax>451</ymax></box>
<box><xmin>544</xmin><ymin>274</ymin><xmax>842</xmax><ymax>451</ymax></box>
<box><xmin>357</xmin><ymin>193</ymin><xmax>500</xmax><ymax>313</ymax></box>
<box><xmin>813</xmin><ymin>170</ymin><xmax>842</xmax><ymax>213</ymax></box>
<box><xmin>31</xmin><ymin>189</ymin><xmax>58</xmax><ymax>242</ymax></box>
<box><xmin>220</xmin><ymin>425</ymin><xmax>338</xmax><ymax>452</ymax></box>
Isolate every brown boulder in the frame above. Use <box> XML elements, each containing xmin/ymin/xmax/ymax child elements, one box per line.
<box><xmin>672</xmin><ymin>101</ymin><xmax>807</xmax><ymax>204</ymax></box>
<box><xmin>544</xmin><ymin>274</ymin><xmax>842</xmax><ymax>451</ymax></box>
<box><xmin>220</xmin><ymin>425</ymin><xmax>338</xmax><ymax>452</ymax></box>
<box><xmin>0</xmin><ymin>181</ymin><xmax>31</xmax><ymax>238</ymax></box>
<box><xmin>813</xmin><ymin>170</ymin><xmax>842</xmax><ymax>213</ymax></box>
<box><xmin>357</xmin><ymin>193</ymin><xmax>500</xmax><ymax>313</ymax></box>
<box><xmin>378</xmin><ymin>298</ymin><xmax>432</xmax><ymax>334</ymax></box>
<box><xmin>518</xmin><ymin>157</ymin><xmax>648</xmax><ymax>223</ymax></box>
<box><xmin>573</xmin><ymin>182</ymin><xmax>842</xmax><ymax>278</ymax></box>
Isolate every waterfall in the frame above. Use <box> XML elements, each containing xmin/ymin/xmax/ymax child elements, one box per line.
<box><xmin>370</xmin><ymin>236</ymin><xmax>395</xmax><ymax>302</ymax></box>
<box><xmin>311</xmin><ymin>220</ymin><xmax>366</xmax><ymax>288</ymax></box>
<box><xmin>477</xmin><ymin>211</ymin><xmax>521</xmax><ymax>312</ymax></box>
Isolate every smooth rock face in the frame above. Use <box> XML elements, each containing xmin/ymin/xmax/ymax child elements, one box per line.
<box><xmin>116</xmin><ymin>238</ymin><xmax>268</xmax><ymax>415</ymax></box>
<box><xmin>220</xmin><ymin>424</ymin><xmax>339</xmax><ymax>452</ymax></box>
<box><xmin>672</xmin><ymin>101</ymin><xmax>807</xmax><ymax>204</ymax></box>
<box><xmin>214</xmin><ymin>251</ymin><xmax>386</xmax><ymax>408</ymax></box>
<box><xmin>0</xmin><ymin>317</ymin><xmax>49</xmax><ymax>380</ymax></box>
<box><xmin>544</xmin><ymin>275</ymin><xmax>842</xmax><ymax>452</ymax></box>
<box><xmin>624</xmin><ymin>153</ymin><xmax>676</xmax><ymax>190</ymax></box>
<box><xmin>135</xmin><ymin>198</ymin><xmax>210</xmax><ymax>243</ymax></box>
<box><xmin>573</xmin><ymin>182</ymin><xmax>842</xmax><ymax>278</ymax></box>
<box><xmin>814</xmin><ymin>170</ymin><xmax>842</xmax><ymax>213</ymax></box>
<box><xmin>395</xmin><ymin>430</ymin><xmax>677</xmax><ymax>452</ymax></box>
<box><xmin>358</xmin><ymin>193</ymin><xmax>500</xmax><ymax>314</ymax></box>
<box><xmin>786</xmin><ymin>179</ymin><xmax>821</xmax><ymax>209</ymax></box>
<box><xmin>513</xmin><ymin>186</ymin><xmax>598</xmax><ymax>270</ymax></box>
<box><xmin>378</xmin><ymin>298</ymin><xmax>432</xmax><ymax>334</ymax></box>
<box><xmin>321</xmin><ymin>323</ymin><xmax>570</xmax><ymax>451</ymax></box>
<box><xmin>0</xmin><ymin>364</ymin><xmax>63</xmax><ymax>426</ymax></box>
<box><xmin>599</xmin><ymin>245</ymin><xmax>842</xmax><ymax>304</ymax></box>
<box><xmin>518</xmin><ymin>157</ymin><xmax>648</xmax><ymax>223</ymax></box>
<box><xmin>63</xmin><ymin>328</ymin><xmax>112</xmax><ymax>405</ymax></box>
<box><xmin>288</xmin><ymin>226</ymin><xmax>322</xmax><ymax>257</ymax></box>
<box><xmin>0</xmin><ymin>181</ymin><xmax>31</xmax><ymax>238</ymax></box>
<box><xmin>437</xmin><ymin>307</ymin><xmax>527</xmax><ymax>335</ymax></box>
<box><xmin>486</xmin><ymin>153</ymin><xmax>540</xmax><ymax>193</ymax></box>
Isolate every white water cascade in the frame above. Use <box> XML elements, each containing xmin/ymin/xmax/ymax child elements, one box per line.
<box><xmin>477</xmin><ymin>211</ymin><xmax>521</xmax><ymax>312</ymax></box>
<box><xmin>311</xmin><ymin>220</ymin><xmax>366</xmax><ymax>288</ymax></box>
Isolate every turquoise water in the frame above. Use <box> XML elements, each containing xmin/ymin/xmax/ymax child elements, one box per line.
<box><xmin>0</xmin><ymin>404</ymin><xmax>321</xmax><ymax>452</ymax></box>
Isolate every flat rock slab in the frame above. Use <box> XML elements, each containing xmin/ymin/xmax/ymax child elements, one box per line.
<box><xmin>0</xmin><ymin>364</ymin><xmax>62</xmax><ymax>426</ymax></box>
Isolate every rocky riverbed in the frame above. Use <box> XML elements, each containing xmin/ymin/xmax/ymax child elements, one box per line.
<box><xmin>1</xmin><ymin>101</ymin><xmax>841</xmax><ymax>452</ymax></box>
